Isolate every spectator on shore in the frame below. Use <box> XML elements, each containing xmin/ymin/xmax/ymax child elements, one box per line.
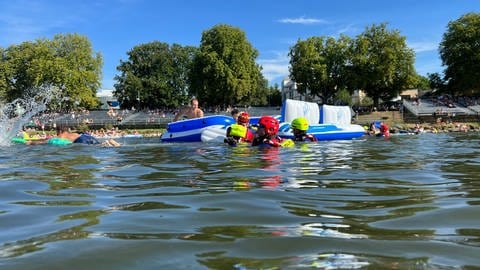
<box><xmin>173</xmin><ymin>98</ymin><xmax>204</xmax><ymax>121</ymax></box>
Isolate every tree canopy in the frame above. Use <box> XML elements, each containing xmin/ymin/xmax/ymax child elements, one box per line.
<box><xmin>189</xmin><ymin>24</ymin><xmax>265</xmax><ymax>107</ymax></box>
<box><xmin>0</xmin><ymin>34</ymin><xmax>102</xmax><ymax>110</ymax></box>
<box><xmin>289</xmin><ymin>35</ymin><xmax>353</xmax><ymax>104</ymax></box>
<box><xmin>289</xmin><ymin>24</ymin><xmax>416</xmax><ymax>106</ymax></box>
<box><xmin>440</xmin><ymin>12</ymin><xmax>480</xmax><ymax>95</ymax></box>
<box><xmin>350</xmin><ymin>23</ymin><xmax>416</xmax><ymax>107</ymax></box>
<box><xmin>113</xmin><ymin>42</ymin><xmax>197</xmax><ymax>109</ymax></box>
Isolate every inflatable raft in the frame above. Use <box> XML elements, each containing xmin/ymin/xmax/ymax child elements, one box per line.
<box><xmin>11</xmin><ymin>136</ymin><xmax>72</xmax><ymax>145</ymax></box>
<box><xmin>160</xmin><ymin>115</ymin><xmax>234</xmax><ymax>142</ymax></box>
<box><xmin>277</xmin><ymin>122</ymin><xmax>366</xmax><ymax>140</ymax></box>
<box><xmin>276</xmin><ymin>99</ymin><xmax>366</xmax><ymax>141</ymax></box>
<box><xmin>161</xmin><ymin>99</ymin><xmax>366</xmax><ymax>143</ymax></box>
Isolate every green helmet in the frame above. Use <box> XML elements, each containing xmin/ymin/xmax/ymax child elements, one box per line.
<box><xmin>291</xmin><ymin>117</ymin><xmax>309</xmax><ymax>131</ymax></box>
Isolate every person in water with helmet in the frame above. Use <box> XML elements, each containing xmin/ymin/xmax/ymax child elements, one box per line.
<box><xmin>290</xmin><ymin>117</ymin><xmax>317</xmax><ymax>142</ymax></box>
<box><xmin>224</xmin><ymin>111</ymin><xmax>254</xmax><ymax>146</ymax></box>
<box><xmin>379</xmin><ymin>122</ymin><xmax>390</xmax><ymax>138</ymax></box>
<box><xmin>252</xmin><ymin>115</ymin><xmax>293</xmax><ymax>147</ymax></box>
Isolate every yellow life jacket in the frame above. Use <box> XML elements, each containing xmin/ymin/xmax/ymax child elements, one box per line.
<box><xmin>229</xmin><ymin>124</ymin><xmax>247</xmax><ymax>138</ymax></box>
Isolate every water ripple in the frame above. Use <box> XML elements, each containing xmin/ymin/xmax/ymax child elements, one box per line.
<box><xmin>1</xmin><ymin>133</ymin><xmax>480</xmax><ymax>268</ymax></box>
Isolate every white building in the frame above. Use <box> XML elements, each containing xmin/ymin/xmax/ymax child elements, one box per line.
<box><xmin>280</xmin><ymin>77</ymin><xmax>321</xmax><ymax>103</ymax></box>
<box><xmin>281</xmin><ymin>77</ymin><xmax>322</xmax><ymax>103</ymax></box>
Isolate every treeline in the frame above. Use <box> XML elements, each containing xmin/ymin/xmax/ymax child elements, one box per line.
<box><xmin>1</xmin><ymin>13</ymin><xmax>479</xmax><ymax>111</ymax></box>
<box><xmin>113</xmin><ymin>25</ymin><xmax>282</xmax><ymax>110</ymax></box>
<box><xmin>0</xmin><ymin>34</ymin><xmax>102</xmax><ymax>110</ymax></box>
<box><xmin>290</xmin><ymin>13</ymin><xmax>480</xmax><ymax>107</ymax></box>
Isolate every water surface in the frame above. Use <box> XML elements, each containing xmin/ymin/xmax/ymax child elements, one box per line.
<box><xmin>1</xmin><ymin>133</ymin><xmax>479</xmax><ymax>269</ymax></box>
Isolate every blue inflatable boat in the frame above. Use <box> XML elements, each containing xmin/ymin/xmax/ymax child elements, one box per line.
<box><xmin>161</xmin><ymin>115</ymin><xmax>234</xmax><ymax>142</ymax></box>
<box><xmin>161</xmin><ymin>99</ymin><xmax>366</xmax><ymax>143</ymax></box>
<box><xmin>277</xmin><ymin>122</ymin><xmax>366</xmax><ymax>141</ymax></box>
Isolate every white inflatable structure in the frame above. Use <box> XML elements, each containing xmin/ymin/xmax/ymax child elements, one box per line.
<box><xmin>278</xmin><ymin>99</ymin><xmax>365</xmax><ymax>141</ymax></box>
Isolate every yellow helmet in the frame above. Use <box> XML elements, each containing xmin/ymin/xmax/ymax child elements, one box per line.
<box><xmin>291</xmin><ymin>117</ymin><xmax>309</xmax><ymax>131</ymax></box>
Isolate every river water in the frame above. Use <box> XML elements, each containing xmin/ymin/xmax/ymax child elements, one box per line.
<box><xmin>1</xmin><ymin>132</ymin><xmax>479</xmax><ymax>269</ymax></box>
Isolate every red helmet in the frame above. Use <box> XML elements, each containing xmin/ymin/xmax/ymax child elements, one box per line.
<box><xmin>237</xmin><ymin>111</ymin><xmax>250</xmax><ymax>124</ymax></box>
<box><xmin>258</xmin><ymin>115</ymin><xmax>279</xmax><ymax>136</ymax></box>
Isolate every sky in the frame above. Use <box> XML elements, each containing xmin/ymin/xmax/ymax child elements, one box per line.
<box><xmin>1</xmin><ymin>0</ymin><xmax>479</xmax><ymax>92</ymax></box>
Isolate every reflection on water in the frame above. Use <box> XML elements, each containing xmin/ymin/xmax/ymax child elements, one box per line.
<box><xmin>1</xmin><ymin>133</ymin><xmax>480</xmax><ymax>269</ymax></box>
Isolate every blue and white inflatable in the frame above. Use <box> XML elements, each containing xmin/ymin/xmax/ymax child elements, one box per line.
<box><xmin>160</xmin><ymin>99</ymin><xmax>365</xmax><ymax>143</ymax></box>
<box><xmin>277</xmin><ymin>99</ymin><xmax>366</xmax><ymax>141</ymax></box>
<box><xmin>161</xmin><ymin>115</ymin><xmax>234</xmax><ymax>142</ymax></box>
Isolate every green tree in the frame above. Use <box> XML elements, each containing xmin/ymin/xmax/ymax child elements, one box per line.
<box><xmin>50</xmin><ymin>34</ymin><xmax>103</xmax><ymax>109</ymax></box>
<box><xmin>267</xmin><ymin>83</ymin><xmax>282</xmax><ymax>106</ymax></box>
<box><xmin>0</xmin><ymin>47</ymin><xmax>13</xmax><ymax>101</ymax></box>
<box><xmin>415</xmin><ymin>74</ymin><xmax>430</xmax><ymax>90</ymax></box>
<box><xmin>428</xmin><ymin>72</ymin><xmax>446</xmax><ymax>92</ymax></box>
<box><xmin>0</xmin><ymin>34</ymin><xmax>102</xmax><ymax>110</ymax></box>
<box><xmin>189</xmin><ymin>24</ymin><xmax>263</xmax><ymax>107</ymax></box>
<box><xmin>249</xmin><ymin>76</ymin><xmax>269</xmax><ymax>106</ymax></box>
<box><xmin>351</xmin><ymin>23</ymin><xmax>416</xmax><ymax>107</ymax></box>
<box><xmin>439</xmin><ymin>12</ymin><xmax>480</xmax><ymax>95</ymax></box>
<box><xmin>0</xmin><ymin>47</ymin><xmax>6</xmax><ymax>101</ymax></box>
<box><xmin>114</xmin><ymin>42</ymin><xmax>197</xmax><ymax>109</ymax></box>
<box><xmin>1</xmin><ymin>40</ymin><xmax>54</xmax><ymax>100</ymax></box>
<box><xmin>334</xmin><ymin>88</ymin><xmax>352</xmax><ymax>105</ymax></box>
<box><xmin>289</xmin><ymin>35</ymin><xmax>353</xmax><ymax>104</ymax></box>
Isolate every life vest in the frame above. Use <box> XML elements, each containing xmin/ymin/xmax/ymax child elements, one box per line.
<box><xmin>229</xmin><ymin>124</ymin><xmax>247</xmax><ymax>137</ymax></box>
<box><xmin>229</xmin><ymin>124</ymin><xmax>254</xmax><ymax>143</ymax></box>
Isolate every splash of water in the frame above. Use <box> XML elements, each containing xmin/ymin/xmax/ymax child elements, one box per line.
<box><xmin>0</xmin><ymin>85</ymin><xmax>58</xmax><ymax>146</ymax></box>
